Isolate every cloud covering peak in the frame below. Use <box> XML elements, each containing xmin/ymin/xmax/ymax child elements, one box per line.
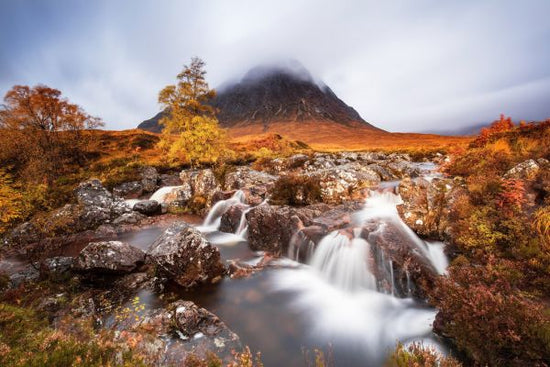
<box><xmin>1</xmin><ymin>0</ymin><xmax>549</xmax><ymax>132</ymax></box>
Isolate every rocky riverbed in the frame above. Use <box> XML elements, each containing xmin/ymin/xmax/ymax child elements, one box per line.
<box><xmin>0</xmin><ymin>151</ymin><xmax>472</xmax><ymax>366</ymax></box>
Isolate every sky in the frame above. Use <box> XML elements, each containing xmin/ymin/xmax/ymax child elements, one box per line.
<box><xmin>1</xmin><ymin>0</ymin><xmax>549</xmax><ymax>132</ymax></box>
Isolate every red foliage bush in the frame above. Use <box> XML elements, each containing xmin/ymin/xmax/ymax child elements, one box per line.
<box><xmin>431</xmin><ymin>261</ymin><xmax>550</xmax><ymax>366</ymax></box>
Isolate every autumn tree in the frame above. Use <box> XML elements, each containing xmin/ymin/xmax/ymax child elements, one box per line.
<box><xmin>0</xmin><ymin>85</ymin><xmax>103</xmax><ymax>184</ymax></box>
<box><xmin>157</xmin><ymin>57</ymin><xmax>227</xmax><ymax>166</ymax></box>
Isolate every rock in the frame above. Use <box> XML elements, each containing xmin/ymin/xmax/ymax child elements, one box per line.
<box><xmin>141</xmin><ymin>166</ymin><xmax>160</xmax><ymax>193</ymax></box>
<box><xmin>148</xmin><ymin>223</ymin><xmax>225</xmax><ymax>288</ymax></box>
<box><xmin>310</xmin><ymin>202</ymin><xmax>363</xmax><ymax>232</ymax></box>
<box><xmin>9</xmin><ymin>264</ymin><xmax>40</xmax><ymax>287</ymax></box>
<box><xmin>159</xmin><ymin>173</ymin><xmax>182</xmax><ymax>186</ymax></box>
<box><xmin>306</xmin><ymin>163</ymin><xmax>380</xmax><ymax>204</ymax></box>
<box><xmin>113</xmin><ymin>181</ymin><xmax>144</xmax><ymax>199</ymax></box>
<box><xmin>112</xmin><ymin>212</ymin><xmax>146</xmax><ymax>225</ymax></box>
<box><xmin>73</xmin><ymin>241</ymin><xmax>145</xmax><ymax>274</ymax></box>
<box><xmin>75</xmin><ymin>179</ymin><xmax>117</xmax><ymax>208</ymax></box>
<box><xmin>366</xmin><ymin>220</ymin><xmax>439</xmax><ymax>298</ymax></box>
<box><xmin>180</xmin><ymin>169</ymin><xmax>221</xmax><ymax>199</ymax></box>
<box><xmin>287</xmin><ymin>154</ymin><xmax>309</xmax><ymax>169</ymax></box>
<box><xmin>41</xmin><ymin>256</ymin><xmax>73</xmax><ymax>275</ymax></box>
<box><xmin>133</xmin><ymin>200</ymin><xmax>161</xmax><ymax>216</ymax></box>
<box><xmin>113</xmin><ymin>300</ymin><xmax>241</xmax><ymax>365</ymax></box>
<box><xmin>397</xmin><ymin>177</ymin><xmax>462</xmax><ymax>240</ymax></box>
<box><xmin>246</xmin><ymin>204</ymin><xmax>330</xmax><ymax>253</ymax></box>
<box><xmin>219</xmin><ymin>204</ymin><xmax>249</xmax><ymax>233</ymax></box>
<box><xmin>504</xmin><ymin>159</ymin><xmax>541</xmax><ymax>180</ymax></box>
<box><xmin>224</xmin><ymin>167</ymin><xmax>277</xmax><ymax>190</ymax></box>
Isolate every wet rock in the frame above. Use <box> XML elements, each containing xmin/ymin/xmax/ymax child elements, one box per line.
<box><xmin>246</xmin><ymin>204</ymin><xmax>329</xmax><ymax>253</ymax></box>
<box><xmin>219</xmin><ymin>203</ymin><xmax>249</xmax><ymax>233</ymax></box>
<box><xmin>148</xmin><ymin>223</ymin><xmax>225</xmax><ymax>289</ymax></box>
<box><xmin>162</xmin><ymin>184</ymin><xmax>193</xmax><ymax>208</ymax></box>
<box><xmin>113</xmin><ymin>181</ymin><xmax>143</xmax><ymax>199</ymax></box>
<box><xmin>397</xmin><ymin>177</ymin><xmax>461</xmax><ymax>240</ymax></box>
<box><xmin>74</xmin><ymin>241</ymin><xmax>145</xmax><ymax>274</ymax></box>
<box><xmin>504</xmin><ymin>159</ymin><xmax>541</xmax><ymax>180</ymax></box>
<box><xmin>133</xmin><ymin>200</ymin><xmax>161</xmax><ymax>216</ymax></box>
<box><xmin>366</xmin><ymin>220</ymin><xmax>440</xmax><ymax>298</ymax></box>
<box><xmin>310</xmin><ymin>202</ymin><xmax>363</xmax><ymax>232</ymax></box>
<box><xmin>141</xmin><ymin>166</ymin><xmax>160</xmax><ymax>193</ymax></box>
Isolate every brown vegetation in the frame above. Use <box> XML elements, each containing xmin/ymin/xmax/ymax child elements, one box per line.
<box><xmin>432</xmin><ymin>117</ymin><xmax>550</xmax><ymax>366</ymax></box>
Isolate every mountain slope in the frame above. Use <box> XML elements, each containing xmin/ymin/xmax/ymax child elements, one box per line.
<box><xmin>138</xmin><ymin>61</ymin><xmax>383</xmax><ymax>134</ymax></box>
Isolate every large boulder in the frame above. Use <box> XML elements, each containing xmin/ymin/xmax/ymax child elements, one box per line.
<box><xmin>73</xmin><ymin>241</ymin><xmax>145</xmax><ymax>274</ymax></box>
<box><xmin>246</xmin><ymin>203</ymin><xmax>331</xmax><ymax>253</ymax></box>
<box><xmin>397</xmin><ymin>177</ymin><xmax>462</xmax><ymax>240</ymax></box>
<box><xmin>148</xmin><ymin>223</ymin><xmax>225</xmax><ymax>288</ymax></box>
<box><xmin>219</xmin><ymin>203</ymin><xmax>249</xmax><ymax>233</ymax></box>
<box><xmin>113</xmin><ymin>300</ymin><xmax>241</xmax><ymax>365</ymax></box>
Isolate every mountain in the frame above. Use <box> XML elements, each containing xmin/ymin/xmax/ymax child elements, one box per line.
<box><xmin>137</xmin><ymin>60</ymin><xmax>383</xmax><ymax>134</ymax></box>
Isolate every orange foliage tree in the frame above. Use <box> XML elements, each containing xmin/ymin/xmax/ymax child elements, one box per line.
<box><xmin>0</xmin><ymin>85</ymin><xmax>103</xmax><ymax>184</ymax></box>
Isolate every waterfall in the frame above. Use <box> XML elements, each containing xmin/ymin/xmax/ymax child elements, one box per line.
<box><xmin>201</xmin><ymin>190</ymin><xmax>246</xmax><ymax>231</ymax></box>
<box><xmin>356</xmin><ymin>190</ymin><xmax>448</xmax><ymax>275</ymax></box>
<box><xmin>235</xmin><ymin>206</ymin><xmax>252</xmax><ymax>238</ymax></box>
<box><xmin>149</xmin><ymin>185</ymin><xmax>183</xmax><ymax>203</ymax></box>
<box><xmin>309</xmin><ymin>230</ymin><xmax>376</xmax><ymax>292</ymax></box>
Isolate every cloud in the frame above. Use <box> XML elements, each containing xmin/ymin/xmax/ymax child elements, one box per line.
<box><xmin>1</xmin><ymin>0</ymin><xmax>549</xmax><ymax>131</ymax></box>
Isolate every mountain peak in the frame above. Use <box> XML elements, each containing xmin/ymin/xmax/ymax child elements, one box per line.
<box><xmin>138</xmin><ymin>61</ymin><xmax>383</xmax><ymax>133</ymax></box>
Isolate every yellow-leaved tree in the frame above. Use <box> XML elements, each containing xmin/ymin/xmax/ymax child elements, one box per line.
<box><xmin>158</xmin><ymin>57</ymin><xmax>227</xmax><ymax>166</ymax></box>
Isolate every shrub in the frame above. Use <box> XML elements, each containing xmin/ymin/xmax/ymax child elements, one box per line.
<box><xmin>386</xmin><ymin>342</ymin><xmax>462</xmax><ymax>367</ymax></box>
<box><xmin>270</xmin><ymin>174</ymin><xmax>322</xmax><ymax>206</ymax></box>
<box><xmin>431</xmin><ymin>262</ymin><xmax>550</xmax><ymax>366</ymax></box>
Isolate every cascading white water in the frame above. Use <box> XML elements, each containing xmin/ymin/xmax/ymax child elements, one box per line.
<box><xmin>355</xmin><ymin>190</ymin><xmax>447</xmax><ymax>275</ymax></box>
<box><xmin>235</xmin><ymin>206</ymin><xmax>252</xmax><ymax>238</ymax></box>
<box><xmin>199</xmin><ymin>190</ymin><xmax>246</xmax><ymax>232</ymax></box>
<box><xmin>124</xmin><ymin>185</ymin><xmax>183</xmax><ymax>208</ymax></box>
<box><xmin>310</xmin><ymin>230</ymin><xmax>376</xmax><ymax>292</ymax></box>
<box><xmin>149</xmin><ymin>185</ymin><xmax>183</xmax><ymax>203</ymax></box>
<box><xmin>270</xmin><ymin>187</ymin><xmax>450</xmax><ymax>361</ymax></box>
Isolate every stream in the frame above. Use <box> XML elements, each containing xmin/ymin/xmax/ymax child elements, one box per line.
<box><xmin>113</xmin><ymin>165</ymin><xmax>448</xmax><ymax>366</ymax></box>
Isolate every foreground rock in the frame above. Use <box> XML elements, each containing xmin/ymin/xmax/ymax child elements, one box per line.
<box><xmin>73</xmin><ymin>241</ymin><xmax>145</xmax><ymax>274</ymax></box>
<box><xmin>114</xmin><ymin>300</ymin><xmax>242</xmax><ymax>365</ymax></box>
<box><xmin>148</xmin><ymin>223</ymin><xmax>225</xmax><ymax>288</ymax></box>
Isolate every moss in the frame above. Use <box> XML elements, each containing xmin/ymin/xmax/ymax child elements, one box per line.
<box><xmin>0</xmin><ymin>303</ymin><xmax>147</xmax><ymax>367</ymax></box>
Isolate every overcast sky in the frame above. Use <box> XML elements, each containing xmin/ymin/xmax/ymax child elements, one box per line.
<box><xmin>1</xmin><ymin>0</ymin><xmax>549</xmax><ymax>132</ymax></box>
